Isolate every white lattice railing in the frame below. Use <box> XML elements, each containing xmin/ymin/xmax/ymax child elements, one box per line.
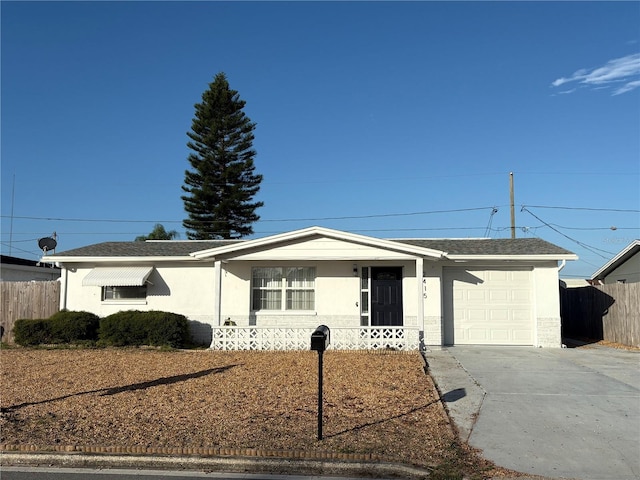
<box><xmin>210</xmin><ymin>326</ymin><xmax>421</xmax><ymax>351</ymax></box>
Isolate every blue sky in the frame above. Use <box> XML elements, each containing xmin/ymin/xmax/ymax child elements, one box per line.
<box><xmin>2</xmin><ymin>1</ymin><xmax>639</xmax><ymax>279</ymax></box>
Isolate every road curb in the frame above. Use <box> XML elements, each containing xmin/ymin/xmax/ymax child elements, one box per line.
<box><xmin>0</xmin><ymin>451</ymin><xmax>433</xmax><ymax>479</ymax></box>
<box><xmin>0</xmin><ymin>444</ymin><xmax>383</xmax><ymax>461</ymax></box>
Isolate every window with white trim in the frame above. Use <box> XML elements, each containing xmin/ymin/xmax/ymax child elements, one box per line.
<box><xmin>102</xmin><ymin>286</ymin><xmax>147</xmax><ymax>300</ymax></box>
<box><xmin>252</xmin><ymin>267</ymin><xmax>315</xmax><ymax>311</ymax></box>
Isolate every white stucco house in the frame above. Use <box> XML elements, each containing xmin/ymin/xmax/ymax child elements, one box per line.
<box><xmin>42</xmin><ymin>227</ymin><xmax>577</xmax><ymax>350</ymax></box>
<box><xmin>590</xmin><ymin>239</ymin><xmax>640</xmax><ymax>285</ymax></box>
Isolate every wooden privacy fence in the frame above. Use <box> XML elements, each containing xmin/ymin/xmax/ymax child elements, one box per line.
<box><xmin>1</xmin><ymin>281</ymin><xmax>60</xmax><ymax>344</ymax></box>
<box><xmin>561</xmin><ymin>282</ymin><xmax>640</xmax><ymax>347</ymax></box>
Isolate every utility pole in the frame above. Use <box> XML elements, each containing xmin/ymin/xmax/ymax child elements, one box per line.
<box><xmin>510</xmin><ymin>172</ymin><xmax>516</xmax><ymax>239</ymax></box>
<box><xmin>9</xmin><ymin>174</ymin><xmax>15</xmax><ymax>255</ymax></box>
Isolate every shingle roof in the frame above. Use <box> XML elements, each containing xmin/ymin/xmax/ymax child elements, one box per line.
<box><xmin>53</xmin><ymin>240</ymin><xmax>241</xmax><ymax>257</ymax></box>
<box><xmin>393</xmin><ymin>237</ymin><xmax>575</xmax><ymax>256</ymax></box>
<box><xmin>591</xmin><ymin>239</ymin><xmax>640</xmax><ymax>280</ymax></box>
<box><xmin>52</xmin><ymin>237</ymin><xmax>573</xmax><ymax>258</ymax></box>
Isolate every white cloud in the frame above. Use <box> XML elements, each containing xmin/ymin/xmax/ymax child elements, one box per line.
<box><xmin>614</xmin><ymin>80</ymin><xmax>640</xmax><ymax>96</ymax></box>
<box><xmin>551</xmin><ymin>53</ymin><xmax>640</xmax><ymax>95</ymax></box>
<box><xmin>552</xmin><ymin>77</ymin><xmax>568</xmax><ymax>87</ymax></box>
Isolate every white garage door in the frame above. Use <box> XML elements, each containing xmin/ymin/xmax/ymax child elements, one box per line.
<box><xmin>443</xmin><ymin>267</ymin><xmax>533</xmax><ymax>345</ymax></box>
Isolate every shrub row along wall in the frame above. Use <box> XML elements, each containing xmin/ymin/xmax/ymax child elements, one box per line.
<box><xmin>561</xmin><ymin>282</ymin><xmax>640</xmax><ymax>347</ymax></box>
<box><xmin>0</xmin><ymin>281</ymin><xmax>60</xmax><ymax>344</ymax></box>
<box><xmin>13</xmin><ymin>310</ymin><xmax>191</xmax><ymax>349</ymax></box>
<box><xmin>13</xmin><ymin>311</ymin><xmax>100</xmax><ymax>346</ymax></box>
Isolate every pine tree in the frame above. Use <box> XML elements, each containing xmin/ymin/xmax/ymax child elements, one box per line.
<box><xmin>181</xmin><ymin>72</ymin><xmax>263</xmax><ymax>239</ymax></box>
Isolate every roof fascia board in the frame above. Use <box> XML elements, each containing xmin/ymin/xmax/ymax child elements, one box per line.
<box><xmin>590</xmin><ymin>240</ymin><xmax>640</xmax><ymax>280</ymax></box>
<box><xmin>447</xmin><ymin>254</ymin><xmax>579</xmax><ymax>261</ymax></box>
<box><xmin>191</xmin><ymin>226</ymin><xmax>447</xmax><ymax>260</ymax></box>
<box><xmin>40</xmin><ymin>256</ymin><xmax>200</xmax><ymax>264</ymax></box>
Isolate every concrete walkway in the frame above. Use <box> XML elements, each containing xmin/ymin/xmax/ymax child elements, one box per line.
<box><xmin>426</xmin><ymin>345</ymin><xmax>640</xmax><ymax>480</ymax></box>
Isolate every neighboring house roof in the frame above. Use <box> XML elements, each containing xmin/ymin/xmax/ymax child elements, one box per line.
<box><xmin>1</xmin><ymin>255</ymin><xmax>43</xmax><ymax>267</ymax></box>
<box><xmin>560</xmin><ymin>278</ymin><xmax>591</xmax><ymax>288</ymax></box>
<box><xmin>590</xmin><ymin>239</ymin><xmax>640</xmax><ymax>281</ymax></box>
<box><xmin>42</xmin><ymin>227</ymin><xmax>576</xmax><ymax>263</ymax></box>
<box><xmin>1</xmin><ymin>254</ymin><xmax>61</xmax><ymax>281</ymax></box>
<box><xmin>1</xmin><ymin>254</ymin><xmax>61</xmax><ymax>269</ymax></box>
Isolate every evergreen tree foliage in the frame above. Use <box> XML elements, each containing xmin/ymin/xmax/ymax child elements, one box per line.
<box><xmin>135</xmin><ymin>224</ymin><xmax>179</xmax><ymax>241</ymax></box>
<box><xmin>181</xmin><ymin>72</ymin><xmax>263</xmax><ymax>239</ymax></box>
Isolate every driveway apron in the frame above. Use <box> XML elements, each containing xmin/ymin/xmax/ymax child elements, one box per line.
<box><xmin>442</xmin><ymin>346</ymin><xmax>640</xmax><ymax>480</ymax></box>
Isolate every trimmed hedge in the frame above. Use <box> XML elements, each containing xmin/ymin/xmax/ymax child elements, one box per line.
<box><xmin>13</xmin><ymin>319</ymin><xmax>52</xmax><ymax>346</ymax></box>
<box><xmin>14</xmin><ymin>311</ymin><xmax>100</xmax><ymax>346</ymax></box>
<box><xmin>13</xmin><ymin>310</ymin><xmax>189</xmax><ymax>348</ymax></box>
<box><xmin>99</xmin><ymin>310</ymin><xmax>190</xmax><ymax>348</ymax></box>
<box><xmin>49</xmin><ymin>310</ymin><xmax>100</xmax><ymax>343</ymax></box>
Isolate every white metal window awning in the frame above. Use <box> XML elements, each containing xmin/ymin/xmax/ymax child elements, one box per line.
<box><xmin>82</xmin><ymin>266</ymin><xmax>154</xmax><ymax>287</ymax></box>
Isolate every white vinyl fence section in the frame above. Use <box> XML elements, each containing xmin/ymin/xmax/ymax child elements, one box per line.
<box><xmin>210</xmin><ymin>326</ymin><xmax>421</xmax><ymax>351</ymax></box>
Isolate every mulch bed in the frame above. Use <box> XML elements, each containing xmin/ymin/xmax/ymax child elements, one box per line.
<box><xmin>0</xmin><ymin>348</ymin><xmax>506</xmax><ymax>478</ymax></box>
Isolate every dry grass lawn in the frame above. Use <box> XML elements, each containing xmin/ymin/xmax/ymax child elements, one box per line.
<box><xmin>1</xmin><ymin>348</ymin><xmax>504</xmax><ymax>477</ymax></box>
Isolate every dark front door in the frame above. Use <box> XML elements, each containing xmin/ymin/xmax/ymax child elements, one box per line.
<box><xmin>371</xmin><ymin>267</ymin><xmax>403</xmax><ymax>326</ymax></box>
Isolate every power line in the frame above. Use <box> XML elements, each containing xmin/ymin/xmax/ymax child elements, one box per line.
<box><xmin>548</xmin><ymin>224</ymin><xmax>638</xmax><ymax>231</ymax></box>
<box><xmin>260</xmin><ymin>207</ymin><xmax>495</xmax><ymax>222</ymax></box>
<box><xmin>0</xmin><ymin>207</ymin><xmax>496</xmax><ymax>225</ymax></box>
<box><xmin>524</xmin><ymin>205</ymin><xmax>640</xmax><ymax>213</ymax></box>
<box><xmin>4</xmin><ymin>204</ymin><xmax>638</xmax><ymax>227</ymax></box>
<box><xmin>520</xmin><ymin>207</ymin><xmax>616</xmax><ymax>258</ymax></box>
<box><xmin>0</xmin><ymin>215</ymin><xmax>176</xmax><ymax>224</ymax></box>
<box><xmin>484</xmin><ymin>207</ymin><xmax>499</xmax><ymax>238</ymax></box>
<box><xmin>0</xmin><ymin>242</ymin><xmax>41</xmax><ymax>258</ymax></box>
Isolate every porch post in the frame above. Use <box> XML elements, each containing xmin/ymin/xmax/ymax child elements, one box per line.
<box><xmin>59</xmin><ymin>265</ymin><xmax>68</xmax><ymax>310</ymax></box>
<box><xmin>213</xmin><ymin>260</ymin><xmax>222</xmax><ymax>326</ymax></box>
<box><xmin>416</xmin><ymin>257</ymin><xmax>424</xmax><ymax>350</ymax></box>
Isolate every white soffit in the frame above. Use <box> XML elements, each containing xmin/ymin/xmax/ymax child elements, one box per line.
<box><xmin>82</xmin><ymin>266</ymin><xmax>153</xmax><ymax>286</ymax></box>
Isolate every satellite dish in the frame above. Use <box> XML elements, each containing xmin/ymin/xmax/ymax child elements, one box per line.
<box><xmin>38</xmin><ymin>237</ymin><xmax>58</xmax><ymax>253</ymax></box>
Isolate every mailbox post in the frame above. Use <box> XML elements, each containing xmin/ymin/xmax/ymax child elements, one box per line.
<box><xmin>311</xmin><ymin>325</ymin><xmax>330</xmax><ymax>440</ymax></box>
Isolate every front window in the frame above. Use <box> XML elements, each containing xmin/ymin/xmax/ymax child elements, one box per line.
<box><xmin>252</xmin><ymin>267</ymin><xmax>315</xmax><ymax>311</ymax></box>
<box><xmin>102</xmin><ymin>286</ymin><xmax>147</xmax><ymax>300</ymax></box>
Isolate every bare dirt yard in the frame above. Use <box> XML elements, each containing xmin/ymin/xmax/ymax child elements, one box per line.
<box><xmin>0</xmin><ymin>348</ymin><xmax>506</xmax><ymax>478</ymax></box>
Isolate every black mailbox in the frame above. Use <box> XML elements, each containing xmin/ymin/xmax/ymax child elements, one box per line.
<box><xmin>311</xmin><ymin>325</ymin><xmax>330</xmax><ymax>352</ymax></box>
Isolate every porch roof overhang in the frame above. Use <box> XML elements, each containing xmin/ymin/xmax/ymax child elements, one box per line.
<box><xmin>190</xmin><ymin>226</ymin><xmax>447</xmax><ymax>261</ymax></box>
<box><xmin>82</xmin><ymin>266</ymin><xmax>154</xmax><ymax>286</ymax></box>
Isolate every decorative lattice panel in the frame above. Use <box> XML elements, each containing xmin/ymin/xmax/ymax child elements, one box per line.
<box><xmin>211</xmin><ymin>326</ymin><xmax>421</xmax><ymax>351</ymax></box>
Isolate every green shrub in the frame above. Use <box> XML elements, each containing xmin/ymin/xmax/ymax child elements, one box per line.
<box><xmin>98</xmin><ymin>310</ymin><xmax>146</xmax><ymax>347</ymax></box>
<box><xmin>99</xmin><ymin>310</ymin><xmax>190</xmax><ymax>348</ymax></box>
<box><xmin>13</xmin><ymin>311</ymin><xmax>100</xmax><ymax>346</ymax></box>
<box><xmin>14</xmin><ymin>319</ymin><xmax>52</xmax><ymax>346</ymax></box>
<box><xmin>146</xmin><ymin>311</ymin><xmax>190</xmax><ymax>348</ymax></box>
<box><xmin>48</xmin><ymin>310</ymin><xmax>100</xmax><ymax>343</ymax></box>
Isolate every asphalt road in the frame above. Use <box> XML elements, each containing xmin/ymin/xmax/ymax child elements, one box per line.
<box><xmin>1</xmin><ymin>467</ymin><xmax>380</xmax><ymax>480</ymax></box>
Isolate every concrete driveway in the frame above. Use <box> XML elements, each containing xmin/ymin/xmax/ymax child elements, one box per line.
<box><xmin>427</xmin><ymin>345</ymin><xmax>640</xmax><ymax>480</ymax></box>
